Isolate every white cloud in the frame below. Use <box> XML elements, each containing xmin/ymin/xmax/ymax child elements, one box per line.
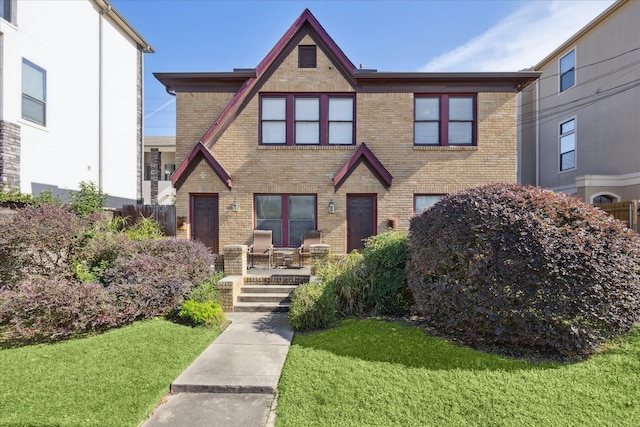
<box><xmin>421</xmin><ymin>1</ymin><xmax>616</xmax><ymax>72</ymax></box>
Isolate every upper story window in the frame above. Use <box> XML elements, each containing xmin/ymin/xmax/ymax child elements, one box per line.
<box><xmin>559</xmin><ymin>118</ymin><xmax>576</xmax><ymax>171</ymax></box>
<box><xmin>298</xmin><ymin>45</ymin><xmax>317</xmax><ymax>68</ymax></box>
<box><xmin>0</xmin><ymin>0</ymin><xmax>12</xmax><ymax>23</ymax></box>
<box><xmin>260</xmin><ymin>94</ymin><xmax>354</xmax><ymax>146</ymax></box>
<box><xmin>22</xmin><ymin>59</ymin><xmax>46</xmax><ymax>126</ymax></box>
<box><xmin>414</xmin><ymin>95</ymin><xmax>476</xmax><ymax>146</ymax></box>
<box><xmin>560</xmin><ymin>49</ymin><xmax>575</xmax><ymax>92</ymax></box>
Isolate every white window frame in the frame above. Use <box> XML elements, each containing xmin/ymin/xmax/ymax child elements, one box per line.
<box><xmin>559</xmin><ymin>117</ymin><xmax>576</xmax><ymax>172</ymax></box>
<box><xmin>559</xmin><ymin>48</ymin><xmax>576</xmax><ymax>93</ymax></box>
<box><xmin>22</xmin><ymin>59</ymin><xmax>46</xmax><ymax>126</ymax></box>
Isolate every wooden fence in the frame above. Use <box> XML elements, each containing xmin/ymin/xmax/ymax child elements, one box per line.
<box><xmin>118</xmin><ymin>205</ymin><xmax>176</xmax><ymax>237</ymax></box>
<box><xmin>594</xmin><ymin>200</ymin><xmax>639</xmax><ymax>233</ymax></box>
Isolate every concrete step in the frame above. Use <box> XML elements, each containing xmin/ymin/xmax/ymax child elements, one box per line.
<box><xmin>237</xmin><ymin>293</ymin><xmax>292</xmax><ymax>303</ymax></box>
<box><xmin>234</xmin><ymin>301</ymin><xmax>290</xmax><ymax>313</ymax></box>
<box><xmin>241</xmin><ymin>285</ymin><xmax>298</xmax><ymax>294</ymax></box>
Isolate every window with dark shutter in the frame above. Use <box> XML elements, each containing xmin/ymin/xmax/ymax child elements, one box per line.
<box><xmin>298</xmin><ymin>45</ymin><xmax>317</xmax><ymax>68</ymax></box>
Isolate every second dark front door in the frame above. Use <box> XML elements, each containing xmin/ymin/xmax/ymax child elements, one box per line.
<box><xmin>347</xmin><ymin>195</ymin><xmax>376</xmax><ymax>252</ymax></box>
<box><xmin>192</xmin><ymin>195</ymin><xmax>219</xmax><ymax>253</ymax></box>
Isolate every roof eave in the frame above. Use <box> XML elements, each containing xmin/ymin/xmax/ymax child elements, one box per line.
<box><xmin>93</xmin><ymin>0</ymin><xmax>154</xmax><ymax>53</ymax></box>
<box><xmin>534</xmin><ymin>0</ymin><xmax>628</xmax><ymax>69</ymax></box>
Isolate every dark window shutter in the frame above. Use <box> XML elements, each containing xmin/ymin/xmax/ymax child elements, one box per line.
<box><xmin>298</xmin><ymin>45</ymin><xmax>317</xmax><ymax>68</ymax></box>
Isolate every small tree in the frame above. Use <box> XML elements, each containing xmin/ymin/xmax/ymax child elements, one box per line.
<box><xmin>69</xmin><ymin>181</ymin><xmax>108</xmax><ymax>216</ymax></box>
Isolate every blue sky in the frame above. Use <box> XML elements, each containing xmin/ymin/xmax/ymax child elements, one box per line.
<box><xmin>110</xmin><ymin>0</ymin><xmax>615</xmax><ymax>137</ymax></box>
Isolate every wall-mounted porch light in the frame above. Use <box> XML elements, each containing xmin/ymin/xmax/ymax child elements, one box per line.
<box><xmin>328</xmin><ymin>199</ymin><xmax>335</xmax><ymax>214</ymax></box>
<box><xmin>231</xmin><ymin>198</ymin><xmax>239</xmax><ymax>212</ymax></box>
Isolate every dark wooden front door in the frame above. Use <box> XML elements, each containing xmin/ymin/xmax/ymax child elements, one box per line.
<box><xmin>192</xmin><ymin>195</ymin><xmax>219</xmax><ymax>253</ymax></box>
<box><xmin>347</xmin><ymin>195</ymin><xmax>376</xmax><ymax>252</ymax></box>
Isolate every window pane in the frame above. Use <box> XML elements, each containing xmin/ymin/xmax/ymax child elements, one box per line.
<box><xmin>448</xmin><ymin>122</ymin><xmax>472</xmax><ymax>144</ymax></box>
<box><xmin>560</xmin><ymin>50</ymin><xmax>575</xmax><ymax>74</ymax></box>
<box><xmin>288</xmin><ymin>195</ymin><xmax>315</xmax><ymax>219</ymax></box>
<box><xmin>262</xmin><ymin>98</ymin><xmax>286</xmax><ymax>120</ymax></box>
<box><xmin>164</xmin><ymin>164</ymin><xmax>176</xmax><ymax>180</ymax></box>
<box><xmin>329</xmin><ymin>122</ymin><xmax>353</xmax><ymax>145</ymax></box>
<box><xmin>1</xmin><ymin>0</ymin><xmax>10</xmax><ymax>21</ymax></box>
<box><xmin>415</xmin><ymin>122</ymin><xmax>439</xmax><ymax>145</ymax></box>
<box><xmin>22</xmin><ymin>96</ymin><xmax>45</xmax><ymax>125</ymax></box>
<box><xmin>561</xmin><ymin>119</ymin><xmax>575</xmax><ymax>134</ymax></box>
<box><xmin>262</xmin><ymin>122</ymin><xmax>286</xmax><ymax>144</ymax></box>
<box><xmin>257</xmin><ymin>219</ymin><xmax>283</xmax><ymax>246</ymax></box>
<box><xmin>256</xmin><ymin>195</ymin><xmax>282</xmax><ymax>219</ymax></box>
<box><xmin>415</xmin><ymin>195</ymin><xmax>442</xmax><ymax>214</ymax></box>
<box><xmin>256</xmin><ymin>195</ymin><xmax>283</xmax><ymax>246</ymax></box>
<box><xmin>295</xmin><ymin>98</ymin><xmax>319</xmax><ymax>120</ymax></box>
<box><xmin>415</xmin><ymin>97</ymin><xmax>439</xmax><ymax>120</ymax></box>
<box><xmin>449</xmin><ymin>97</ymin><xmax>473</xmax><ymax>120</ymax></box>
<box><xmin>289</xmin><ymin>220</ymin><xmax>315</xmax><ymax>247</ymax></box>
<box><xmin>329</xmin><ymin>98</ymin><xmax>353</xmax><ymax>121</ymax></box>
<box><xmin>561</xmin><ymin>72</ymin><xmax>575</xmax><ymax>92</ymax></box>
<box><xmin>560</xmin><ymin>133</ymin><xmax>575</xmax><ymax>153</ymax></box>
<box><xmin>561</xmin><ymin>151</ymin><xmax>575</xmax><ymax>171</ymax></box>
<box><xmin>296</xmin><ymin>122</ymin><xmax>319</xmax><ymax>144</ymax></box>
<box><xmin>22</xmin><ymin>61</ymin><xmax>45</xmax><ymax>100</ymax></box>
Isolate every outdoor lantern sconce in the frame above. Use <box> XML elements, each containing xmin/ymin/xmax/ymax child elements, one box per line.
<box><xmin>328</xmin><ymin>199</ymin><xmax>335</xmax><ymax>214</ymax></box>
<box><xmin>231</xmin><ymin>198</ymin><xmax>239</xmax><ymax>212</ymax></box>
<box><xmin>177</xmin><ymin>216</ymin><xmax>186</xmax><ymax>229</ymax></box>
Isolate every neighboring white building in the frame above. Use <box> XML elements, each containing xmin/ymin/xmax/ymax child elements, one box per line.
<box><xmin>143</xmin><ymin>136</ymin><xmax>176</xmax><ymax>205</ymax></box>
<box><xmin>0</xmin><ymin>0</ymin><xmax>153</xmax><ymax>207</ymax></box>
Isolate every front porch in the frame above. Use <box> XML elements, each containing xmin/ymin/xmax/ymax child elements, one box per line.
<box><xmin>217</xmin><ymin>244</ymin><xmax>328</xmax><ymax>312</ymax></box>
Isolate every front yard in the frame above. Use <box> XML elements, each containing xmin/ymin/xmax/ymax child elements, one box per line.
<box><xmin>0</xmin><ymin>318</ymin><xmax>220</xmax><ymax>427</ymax></box>
<box><xmin>276</xmin><ymin>319</ymin><xmax>640</xmax><ymax>426</ymax></box>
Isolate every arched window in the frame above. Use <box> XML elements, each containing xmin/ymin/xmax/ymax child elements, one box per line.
<box><xmin>593</xmin><ymin>194</ymin><xmax>615</xmax><ymax>204</ymax></box>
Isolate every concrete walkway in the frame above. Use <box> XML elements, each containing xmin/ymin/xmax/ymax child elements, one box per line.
<box><xmin>141</xmin><ymin>312</ymin><xmax>294</xmax><ymax>427</ymax></box>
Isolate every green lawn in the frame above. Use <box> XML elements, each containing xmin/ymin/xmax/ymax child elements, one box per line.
<box><xmin>276</xmin><ymin>319</ymin><xmax>640</xmax><ymax>427</ymax></box>
<box><xmin>0</xmin><ymin>318</ymin><xmax>221</xmax><ymax>427</ymax></box>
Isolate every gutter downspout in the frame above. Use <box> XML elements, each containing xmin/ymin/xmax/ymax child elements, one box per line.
<box><xmin>98</xmin><ymin>4</ymin><xmax>111</xmax><ymax>192</ymax></box>
<box><xmin>535</xmin><ymin>79</ymin><xmax>540</xmax><ymax>187</ymax></box>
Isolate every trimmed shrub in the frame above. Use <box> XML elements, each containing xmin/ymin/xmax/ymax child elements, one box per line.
<box><xmin>362</xmin><ymin>230</ymin><xmax>411</xmax><ymax>315</ymax></box>
<box><xmin>0</xmin><ymin>279</ymin><xmax>118</xmax><ymax>344</ymax></box>
<box><xmin>179</xmin><ymin>300</ymin><xmax>226</xmax><ymax>327</ymax></box>
<box><xmin>0</xmin><ymin>204</ymin><xmax>86</xmax><ymax>286</ymax></box>
<box><xmin>407</xmin><ymin>183</ymin><xmax>640</xmax><ymax>360</ymax></box>
<box><xmin>288</xmin><ymin>280</ymin><xmax>337</xmax><ymax>332</ymax></box>
<box><xmin>103</xmin><ymin>239</ymin><xmax>216</xmax><ymax>322</ymax></box>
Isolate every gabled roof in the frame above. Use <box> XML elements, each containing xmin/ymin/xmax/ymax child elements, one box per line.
<box><xmin>195</xmin><ymin>8</ymin><xmax>356</xmax><ymax>149</ymax></box>
<box><xmin>171</xmin><ymin>143</ymin><xmax>232</xmax><ymax>190</ymax></box>
<box><xmin>333</xmin><ymin>143</ymin><xmax>393</xmax><ymax>191</ymax></box>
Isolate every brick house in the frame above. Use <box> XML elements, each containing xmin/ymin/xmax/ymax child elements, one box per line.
<box><xmin>155</xmin><ymin>9</ymin><xmax>539</xmax><ymax>254</ymax></box>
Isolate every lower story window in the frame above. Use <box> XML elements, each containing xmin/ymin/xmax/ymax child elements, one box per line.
<box><xmin>559</xmin><ymin>118</ymin><xmax>576</xmax><ymax>171</ymax></box>
<box><xmin>414</xmin><ymin>194</ymin><xmax>443</xmax><ymax>215</ymax></box>
<box><xmin>255</xmin><ymin>194</ymin><xmax>316</xmax><ymax>247</ymax></box>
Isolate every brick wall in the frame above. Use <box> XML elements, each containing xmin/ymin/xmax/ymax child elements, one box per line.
<box><xmin>173</xmin><ymin>36</ymin><xmax>518</xmax><ymax>253</ymax></box>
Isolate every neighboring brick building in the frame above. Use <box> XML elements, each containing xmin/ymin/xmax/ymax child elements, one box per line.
<box><xmin>155</xmin><ymin>9</ymin><xmax>539</xmax><ymax>254</ymax></box>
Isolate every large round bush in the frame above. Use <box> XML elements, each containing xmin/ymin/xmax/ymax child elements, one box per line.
<box><xmin>407</xmin><ymin>183</ymin><xmax>640</xmax><ymax>360</ymax></box>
